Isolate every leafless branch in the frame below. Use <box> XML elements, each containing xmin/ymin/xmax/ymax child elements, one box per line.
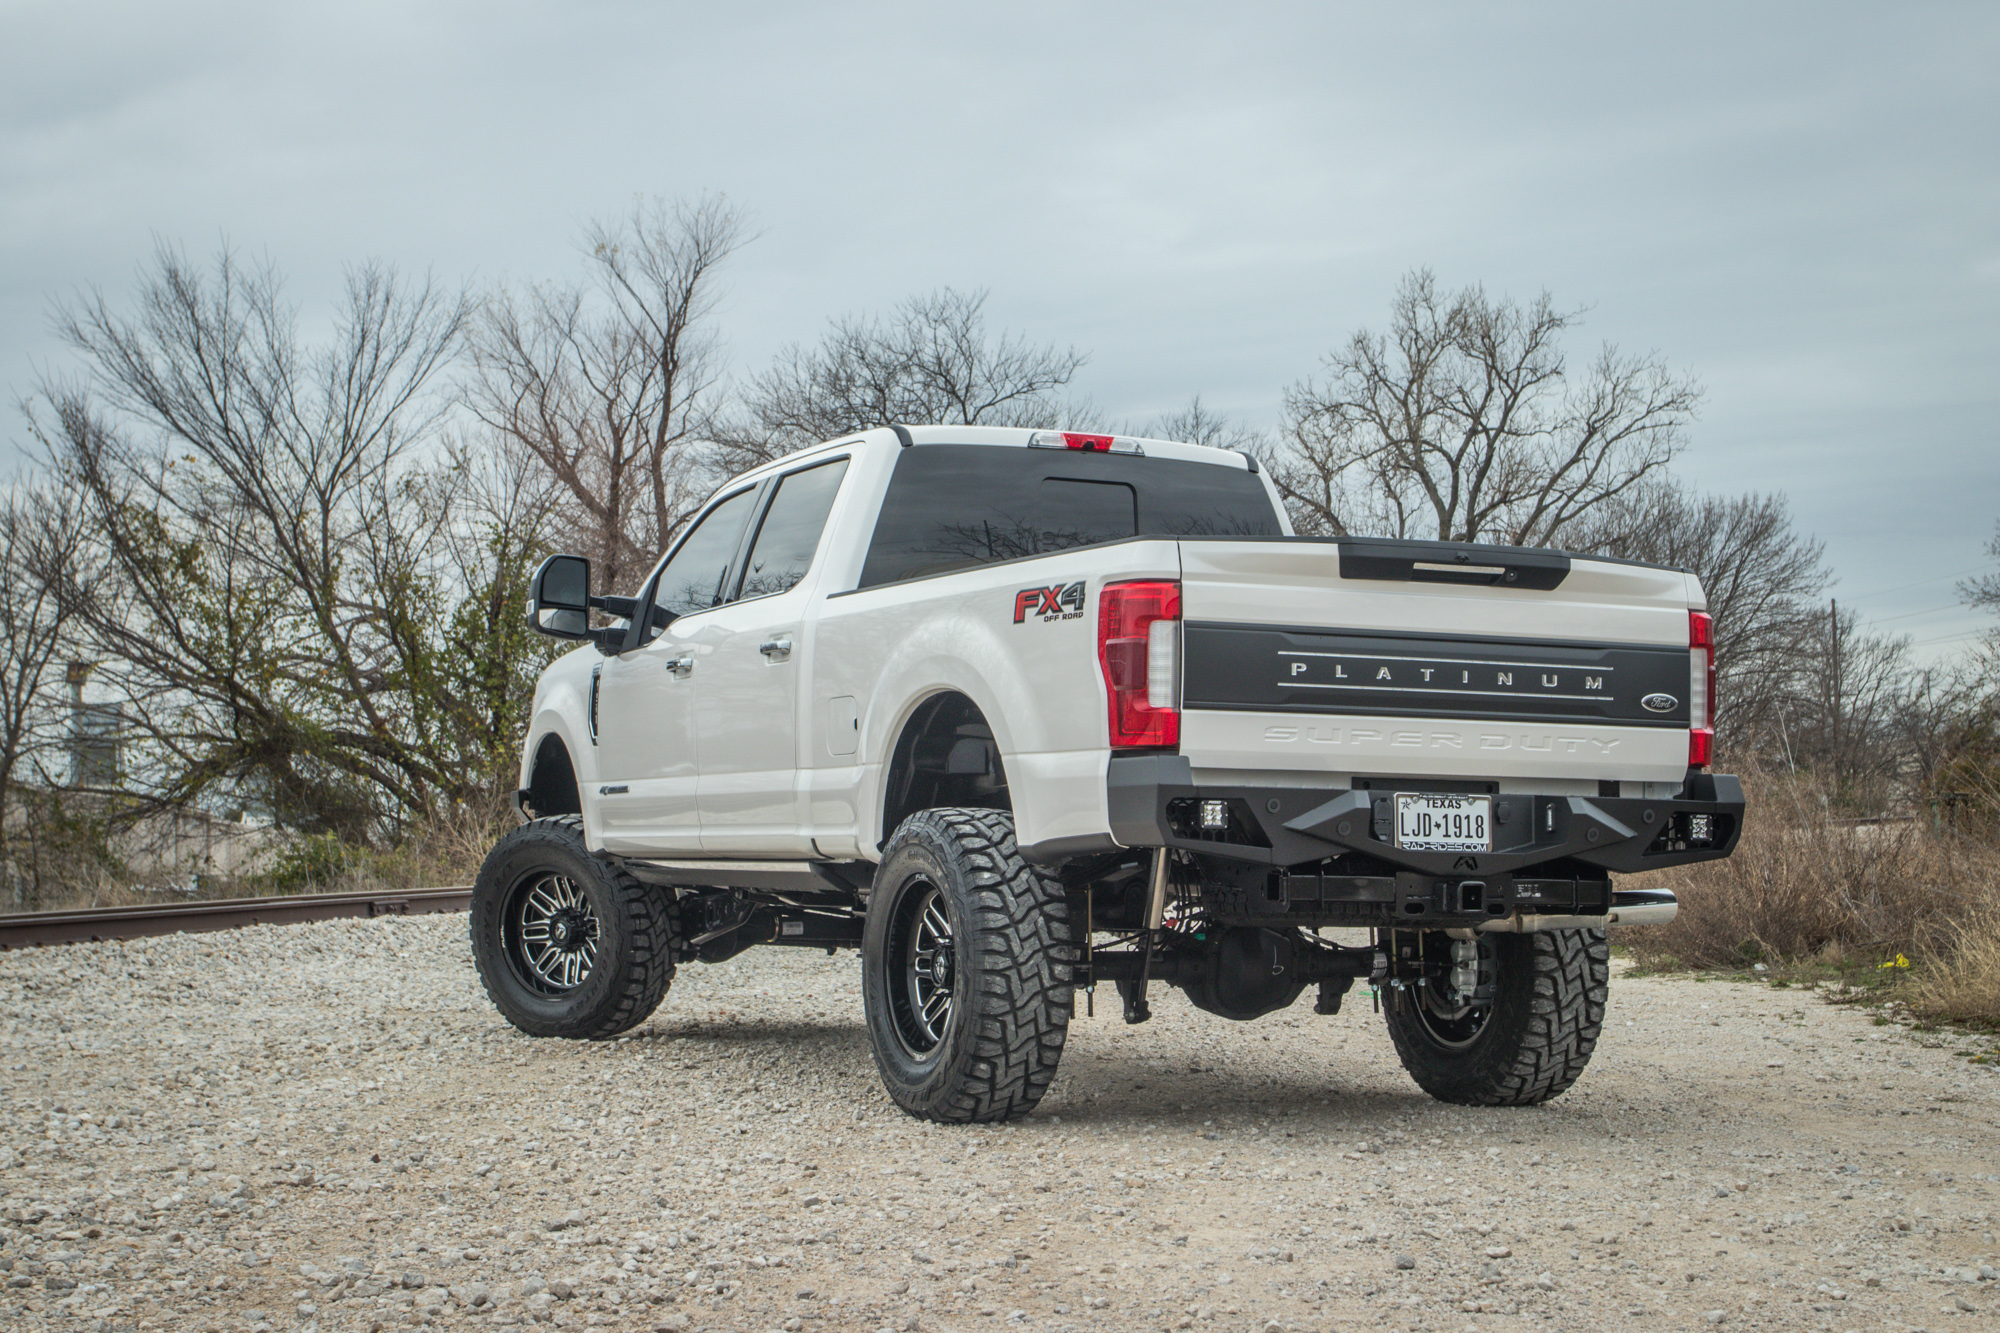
<box><xmin>715</xmin><ymin>287</ymin><xmax>1087</xmax><ymax>472</ymax></box>
<box><xmin>468</xmin><ymin>196</ymin><xmax>747</xmax><ymax>593</ymax></box>
<box><xmin>1272</xmin><ymin>269</ymin><xmax>1699</xmax><ymax>547</ymax></box>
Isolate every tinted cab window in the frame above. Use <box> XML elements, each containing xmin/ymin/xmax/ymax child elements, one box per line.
<box><xmin>858</xmin><ymin>445</ymin><xmax>1280</xmax><ymax>587</ymax></box>
<box><xmin>737</xmin><ymin>458</ymin><xmax>849</xmax><ymax>601</ymax></box>
<box><xmin>652</xmin><ymin>487</ymin><xmax>759</xmax><ymax>620</ymax></box>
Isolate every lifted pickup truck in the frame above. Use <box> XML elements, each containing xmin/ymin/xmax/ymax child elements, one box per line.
<box><xmin>472</xmin><ymin>424</ymin><xmax>1743</xmax><ymax>1122</ymax></box>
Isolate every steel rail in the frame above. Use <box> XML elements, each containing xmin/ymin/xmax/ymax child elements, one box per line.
<box><xmin>0</xmin><ymin>886</ymin><xmax>472</xmax><ymax>950</ymax></box>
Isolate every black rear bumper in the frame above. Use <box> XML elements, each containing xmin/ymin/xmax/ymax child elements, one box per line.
<box><xmin>1101</xmin><ymin>754</ymin><xmax>1743</xmax><ymax>876</ymax></box>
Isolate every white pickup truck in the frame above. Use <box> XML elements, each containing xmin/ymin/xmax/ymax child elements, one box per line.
<box><xmin>472</xmin><ymin>424</ymin><xmax>1743</xmax><ymax>1122</ymax></box>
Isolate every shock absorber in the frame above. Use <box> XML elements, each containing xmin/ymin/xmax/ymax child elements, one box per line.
<box><xmin>1119</xmin><ymin>847</ymin><xmax>1172</xmax><ymax>1025</ymax></box>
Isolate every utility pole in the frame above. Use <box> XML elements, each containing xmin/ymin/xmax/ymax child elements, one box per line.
<box><xmin>1828</xmin><ymin>599</ymin><xmax>1842</xmax><ymax>789</ymax></box>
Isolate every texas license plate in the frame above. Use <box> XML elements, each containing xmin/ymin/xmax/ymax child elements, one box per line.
<box><xmin>1395</xmin><ymin>794</ymin><xmax>1492</xmax><ymax>852</ymax></box>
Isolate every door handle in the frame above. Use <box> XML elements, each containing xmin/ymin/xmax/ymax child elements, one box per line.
<box><xmin>663</xmin><ymin>656</ymin><xmax>694</xmax><ymax>677</ymax></box>
<box><xmin>759</xmin><ymin>638</ymin><xmax>794</xmax><ymax>659</ymax></box>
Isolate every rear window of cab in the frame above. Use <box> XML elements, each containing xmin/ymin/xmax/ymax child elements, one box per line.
<box><xmin>857</xmin><ymin>444</ymin><xmax>1280</xmax><ymax>588</ymax></box>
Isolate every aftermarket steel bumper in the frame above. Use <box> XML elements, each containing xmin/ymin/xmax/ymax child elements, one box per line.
<box><xmin>1104</xmin><ymin>755</ymin><xmax>1742</xmax><ymax>873</ymax></box>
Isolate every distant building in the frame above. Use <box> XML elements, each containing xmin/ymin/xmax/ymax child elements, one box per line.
<box><xmin>65</xmin><ymin>661</ymin><xmax>122</xmax><ymax>790</ymax></box>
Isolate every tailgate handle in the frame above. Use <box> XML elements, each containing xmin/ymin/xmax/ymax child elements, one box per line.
<box><xmin>1337</xmin><ymin>538</ymin><xmax>1570</xmax><ymax>591</ymax></box>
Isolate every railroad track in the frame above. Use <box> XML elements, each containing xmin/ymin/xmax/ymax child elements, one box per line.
<box><xmin>0</xmin><ymin>885</ymin><xmax>472</xmax><ymax>949</ymax></box>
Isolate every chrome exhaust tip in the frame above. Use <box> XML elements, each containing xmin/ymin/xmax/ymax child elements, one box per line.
<box><xmin>1479</xmin><ymin>887</ymin><xmax>1679</xmax><ymax>932</ymax></box>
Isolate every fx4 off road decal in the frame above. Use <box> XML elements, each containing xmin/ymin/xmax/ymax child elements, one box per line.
<box><xmin>1014</xmin><ymin>581</ymin><xmax>1086</xmax><ymax>623</ymax></box>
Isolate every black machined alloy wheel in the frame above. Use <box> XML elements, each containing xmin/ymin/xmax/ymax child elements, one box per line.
<box><xmin>505</xmin><ymin>872</ymin><xmax>600</xmax><ymax>995</ymax></box>
<box><xmin>862</xmin><ymin>808</ymin><xmax>1077</xmax><ymax>1123</ymax></box>
<box><xmin>1384</xmin><ymin>926</ymin><xmax>1609</xmax><ymax>1106</ymax></box>
<box><xmin>886</xmin><ymin>879</ymin><xmax>957</xmax><ymax>1056</ymax></box>
<box><xmin>471</xmin><ymin>815</ymin><xmax>681</xmax><ymax>1040</ymax></box>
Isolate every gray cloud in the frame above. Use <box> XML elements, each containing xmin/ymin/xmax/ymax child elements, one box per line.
<box><xmin>2</xmin><ymin>0</ymin><xmax>1993</xmax><ymax>649</ymax></box>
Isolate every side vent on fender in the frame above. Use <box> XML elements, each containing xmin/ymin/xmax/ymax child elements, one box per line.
<box><xmin>589</xmin><ymin>666</ymin><xmax>602</xmax><ymax>746</ymax></box>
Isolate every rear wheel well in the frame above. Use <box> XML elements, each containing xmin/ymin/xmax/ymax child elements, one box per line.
<box><xmin>880</xmin><ymin>693</ymin><xmax>1009</xmax><ymax>848</ymax></box>
<box><xmin>524</xmin><ymin>735</ymin><xmax>581</xmax><ymax>819</ymax></box>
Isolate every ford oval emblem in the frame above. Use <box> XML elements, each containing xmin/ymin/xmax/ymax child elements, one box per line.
<box><xmin>1641</xmin><ymin>692</ymin><xmax>1678</xmax><ymax>713</ymax></box>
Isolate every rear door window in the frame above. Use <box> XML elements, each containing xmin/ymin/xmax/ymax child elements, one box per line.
<box><xmin>733</xmin><ymin>457</ymin><xmax>850</xmax><ymax>601</ymax></box>
<box><xmin>857</xmin><ymin>444</ymin><xmax>1280</xmax><ymax>588</ymax></box>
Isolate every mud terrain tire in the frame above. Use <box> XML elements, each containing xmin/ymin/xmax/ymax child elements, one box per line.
<box><xmin>1385</xmin><ymin>927</ymin><xmax>1608</xmax><ymax>1105</ymax></box>
<box><xmin>862</xmin><ymin>808</ymin><xmax>1077</xmax><ymax>1123</ymax></box>
<box><xmin>470</xmin><ymin>815</ymin><xmax>680</xmax><ymax>1040</ymax></box>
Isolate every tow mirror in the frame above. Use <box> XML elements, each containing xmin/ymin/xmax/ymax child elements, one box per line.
<box><xmin>527</xmin><ymin>554</ymin><xmax>591</xmax><ymax>640</ymax></box>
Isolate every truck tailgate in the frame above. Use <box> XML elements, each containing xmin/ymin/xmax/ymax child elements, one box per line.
<box><xmin>1175</xmin><ymin>540</ymin><xmax>1694</xmax><ymax>786</ymax></box>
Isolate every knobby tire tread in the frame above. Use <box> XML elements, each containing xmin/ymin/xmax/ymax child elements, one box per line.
<box><xmin>868</xmin><ymin>808</ymin><xmax>1076</xmax><ymax>1124</ymax></box>
<box><xmin>471</xmin><ymin>814</ymin><xmax>681</xmax><ymax>1041</ymax></box>
<box><xmin>1385</xmin><ymin>927</ymin><xmax>1608</xmax><ymax>1106</ymax></box>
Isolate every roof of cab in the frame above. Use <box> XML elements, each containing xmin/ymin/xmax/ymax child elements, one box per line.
<box><xmin>721</xmin><ymin>424</ymin><xmax>1259</xmax><ymax>498</ymax></box>
<box><xmin>899</xmin><ymin>423</ymin><xmax>1256</xmax><ymax>470</ymax></box>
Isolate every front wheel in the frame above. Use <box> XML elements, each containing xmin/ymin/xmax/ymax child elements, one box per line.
<box><xmin>1383</xmin><ymin>927</ymin><xmax>1608</xmax><ymax>1105</ymax></box>
<box><xmin>470</xmin><ymin>815</ymin><xmax>680</xmax><ymax>1040</ymax></box>
<box><xmin>861</xmin><ymin>809</ymin><xmax>1077</xmax><ymax>1123</ymax></box>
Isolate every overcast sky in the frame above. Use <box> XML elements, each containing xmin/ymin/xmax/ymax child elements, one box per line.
<box><xmin>3</xmin><ymin>1</ymin><xmax>1994</xmax><ymax>656</ymax></box>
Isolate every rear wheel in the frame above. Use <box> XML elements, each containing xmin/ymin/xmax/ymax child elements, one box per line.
<box><xmin>1383</xmin><ymin>927</ymin><xmax>1607</xmax><ymax>1105</ymax></box>
<box><xmin>862</xmin><ymin>809</ymin><xmax>1077</xmax><ymax>1122</ymax></box>
<box><xmin>470</xmin><ymin>815</ymin><xmax>680</xmax><ymax>1040</ymax></box>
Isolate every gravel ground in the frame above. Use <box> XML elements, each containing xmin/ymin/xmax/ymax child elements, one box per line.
<box><xmin>4</xmin><ymin>915</ymin><xmax>1999</xmax><ymax>1333</ymax></box>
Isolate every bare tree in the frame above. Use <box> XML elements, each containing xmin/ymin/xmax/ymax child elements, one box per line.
<box><xmin>718</xmin><ymin>288</ymin><xmax>1087</xmax><ymax>470</ymax></box>
<box><xmin>469</xmin><ymin>196</ymin><xmax>747</xmax><ymax>595</ymax></box>
<box><xmin>1568</xmin><ymin>480</ymin><xmax>1832</xmax><ymax>745</ymax></box>
<box><xmin>1783</xmin><ymin>602</ymin><xmax>1917</xmax><ymax>808</ymax></box>
<box><xmin>1962</xmin><ymin>521</ymin><xmax>2000</xmax><ymax>619</ymax></box>
<box><xmin>30</xmin><ymin>242</ymin><xmax>504</xmax><ymax>838</ymax></box>
<box><xmin>1274</xmin><ymin>269</ymin><xmax>1700</xmax><ymax>545</ymax></box>
<box><xmin>1133</xmin><ymin>395</ymin><xmax>1267</xmax><ymax>453</ymax></box>
<box><xmin>428</xmin><ymin>429</ymin><xmax>568</xmax><ymax>794</ymax></box>
<box><xmin>0</xmin><ymin>480</ymin><xmax>101</xmax><ymax>903</ymax></box>
<box><xmin>1928</xmin><ymin>524</ymin><xmax>2000</xmax><ymax>826</ymax></box>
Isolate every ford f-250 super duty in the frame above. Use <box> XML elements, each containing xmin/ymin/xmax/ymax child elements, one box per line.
<box><xmin>472</xmin><ymin>424</ymin><xmax>1743</xmax><ymax>1123</ymax></box>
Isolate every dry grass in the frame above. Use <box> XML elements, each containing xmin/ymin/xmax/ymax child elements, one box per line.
<box><xmin>10</xmin><ymin>798</ymin><xmax>518</xmax><ymax>914</ymax></box>
<box><xmin>13</xmin><ymin>872</ymin><xmax>164</xmax><ymax>914</ymax></box>
<box><xmin>1626</xmin><ymin>766</ymin><xmax>2000</xmax><ymax>1025</ymax></box>
<box><xmin>335</xmin><ymin>800</ymin><xmax>515</xmax><ymax>893</ymax></box>
<box><xmin>267</xmin><ymin>798</ymin><xmax>519</xmax><ymax>898</ymax></box>
<box><xmin>1901</xmin><ymin>910</ymin><xmax>2000</xmax><ymax>1025</ymax></box>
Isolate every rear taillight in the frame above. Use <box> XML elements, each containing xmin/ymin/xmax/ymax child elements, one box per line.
<box><xmin>1099</xmin><ymin>580</ymin><xmax>1181</xmax><ymax>749</ymax></box>
<box><xmin>1689</xmin><ymin>609</ymin><xmax>1715</xmax><ymax>768</ymax></box>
